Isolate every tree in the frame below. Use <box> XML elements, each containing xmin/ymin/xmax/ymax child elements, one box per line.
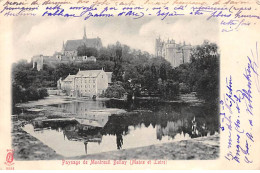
<box><xmin>159</xmin><ymin>63</ymin><xmax>167</xmax><ymax>81</ymax></box>
<box><xmin>98</xmin><ymin>47</ymin><xmax>111</xmax><ymax>61</ymax></box>
<box><xmin>104</xmin><ymin>81</ymin><xmax>126</xmax><ymax>98</ymax></box>
<box><xmin>183</xmin><ymin>41</ymin><xmax>219</xmax><ymax>104</ymax></box>
<box><xmin>38</xmin><ymin>88</ymin><xmax>49</xmax><ymax>98</ymax></box>
<box><xmin>165</xmin><ymin>80</ymin><xmax>179</xmax><ymax>99</ymax></box>
<box><xmin>77</xmin><ymin>45</ymin><xmax>98</xmax><ymax>57</ymax></box>
<box><xmin>112</xmin><ymin>42</ymin><xmax>124</xmax><ymax>82</ymax></box>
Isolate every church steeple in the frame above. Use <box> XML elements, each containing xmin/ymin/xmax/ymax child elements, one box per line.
<box><xmin>83</xmin><ymin>26</ymin><xmax>87</xmax><ymax>39</ymax></box>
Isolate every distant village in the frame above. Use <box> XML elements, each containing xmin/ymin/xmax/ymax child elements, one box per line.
<box><xmin>31</xmin><ymin>27</ymin><xmax>193</xmax><ymax>98</ymax></box>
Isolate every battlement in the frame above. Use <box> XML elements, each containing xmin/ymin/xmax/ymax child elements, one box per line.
<box><xmin>155</xmin><ymin>38</ymin><xmax>192</xmax><ymax>68</ymax></box>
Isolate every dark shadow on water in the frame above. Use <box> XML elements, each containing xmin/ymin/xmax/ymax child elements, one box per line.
<box><xmin>27</xmin><ymin>99</ymin><xmax>219</xmax><ymax>154</ymax></box>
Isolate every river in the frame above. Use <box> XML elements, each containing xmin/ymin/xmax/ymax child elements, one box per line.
<box><xmin>21</xmin><ymin>98</ymin><xmax>219</xmax><ymax>157</ymax></box>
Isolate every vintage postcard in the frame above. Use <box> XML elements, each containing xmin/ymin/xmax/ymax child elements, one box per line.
<box><xmin>0</xmin><ymin>0</ymin><xmax>259</xmax><ymax>170</ymax></box>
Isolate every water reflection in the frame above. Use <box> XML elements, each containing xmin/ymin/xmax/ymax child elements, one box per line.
<box><xmin>23</xmin><ymin>99</ymin><xmax>218</xmax><ymax>157</ymax></box>
<box><xmin>116</xmin><ymin>132</ymin><xmax>123</xmax><ymax>150</ymax></box>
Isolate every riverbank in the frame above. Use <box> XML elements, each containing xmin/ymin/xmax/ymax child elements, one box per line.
<box><xmin>12</xmin><ymin>120</ymin><xmax>63</xmax><ymax>160</ymax></box>
<box><xmin>17</xmin><ymin>93</ymin><xmax>204</xmax><ymax>109</ymax></box>
<box><xmin>12</xmin><ymin>119</ymin><xmax>219</xmax><ymax>160</ymax></box>
<box><xmin>72</xmin><ymin>134</ymin><xmax>219</xmax><ymax>160</ymax></box>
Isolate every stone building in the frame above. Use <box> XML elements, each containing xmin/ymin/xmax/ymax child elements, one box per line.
<box><xmin>155</xmin><ymin>37</ymin><xmax>192</xmax><ymax>67</ymax></box>
<box><xmin>62</xmin><ymin>27</ymin><xmax>102</xmax><ymax>57</ymax></box>
<box><xmin>57</xmin><ymin>74</ymin><xmax>75</xmax><ymax>96</ymax></box>
<box><xmin>32</xmin><ymin>27</ymin><xmax>102</xmax><ymax>71</ymax></box>
<box><xmin>57</xmin><ymin>69</ymin><xmax>112</xmax><ymax>98</ymax></box>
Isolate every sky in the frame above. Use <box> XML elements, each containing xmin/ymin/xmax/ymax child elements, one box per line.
<box><xmin>12</xmin><ymin>16</ymin><xmax>219</xmax><ymax>62</ymax></box>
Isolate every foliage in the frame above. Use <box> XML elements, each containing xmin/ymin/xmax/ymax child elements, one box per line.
<box><xmin>111</xmin><ymin>42</ymin><xmax>124</xmax><ymax>82</ymax></box>
<box><xmin>179</xmin><ymin>83</ymin><xmax>190</xmax><ymax>94</ymax></box>
<box><xmin>158</xmin><ymin>80</ymin><xmax>179</xmax><ymax>99</ymax></box>
<box><xmin>104</xmin><ymin>81</ymin><xmax>126</xmax><ymax>98</ymax></box>
<box><xmin>12</xmin><ymin>40</ymin><xmax>219</xmax><ymax>107</ymax></box>
<box><xmin>38</xmin><ymin>88</ymin><xmax>49</xmax><ymax>98</ymax></box>
<box><xmin>12</xmin><ymin>83</ymin><xmax>49</xmax><ymax>111</ymax></box>
<box><xmin>77</xmin><ymin>45</ymin><xmax>98</xmax><ymax>57</ymax></box>
<box><xmin>172</xmin><ymin>41</ymin><xmax>220</xmax><ymax>104</ymax></box>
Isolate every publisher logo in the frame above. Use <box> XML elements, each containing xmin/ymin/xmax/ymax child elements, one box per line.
<box><xmin>4</xmin><ymin>149</ymin><xmax>14</xmax><ymax>167</ymax></box>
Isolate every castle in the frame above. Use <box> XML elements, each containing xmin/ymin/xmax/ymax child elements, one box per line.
<box><xmin>155</xmin><ymin>37</ymin><xmax>192</xmax><ymax>67</ymax></box>
<box><xmin>32</xmin><ymin>27</ymin><xmax>102</xmax><ymax>71</ymax></box>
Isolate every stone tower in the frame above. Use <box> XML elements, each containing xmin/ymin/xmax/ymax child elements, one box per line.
<box><xmin>32</xmin><ymin>55</ymin><xmax>44</xmax><ymax>71</ymax></box>
<box><xmin>155</xmin><ymin>38</ymin><xmax>192</xmax><ymax>68</ymax></box>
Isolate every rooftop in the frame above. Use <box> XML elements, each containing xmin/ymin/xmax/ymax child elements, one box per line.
<box><xmin>64</xmin><ymin>38</ymin><xmax>102</xmax><ymax>51</ymax></box>
<box><xmin>76</xmin><ymin>70</ymin><xmax>103</xmax><ymax>78</ymax></box>
<box><xmin>63</xmin><ymin>75</ymin><xmax>76</xmax><ymax>82</ymax></box>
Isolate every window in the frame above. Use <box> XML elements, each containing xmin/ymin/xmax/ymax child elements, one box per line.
<box><xmin>93</xmin><ymin>85</ymin><xmax>95</xmax><ymax>88</ymax></box>
<box><xmin>102</xmin><ymin>75</ymin><xmax>103</xmax><ymax>78</ymax></box>
<box><xmin>93</xmin><ymin>79</ymin><xmax>95</xmax><ymax>83</ymax></box>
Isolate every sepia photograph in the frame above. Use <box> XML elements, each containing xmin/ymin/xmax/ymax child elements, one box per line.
<box><xmin>11</xmin><ymin>16</ymin><xmax>220</xmax><ymax>161</ymax></box>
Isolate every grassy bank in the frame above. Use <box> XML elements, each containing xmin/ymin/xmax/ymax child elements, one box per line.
<box><xmin>71</xmin><ymin>135</ymin><xmax>219</xmax><ymax>160</ymax></box>
<box><xmin>12</xmin><ymin>120</ymin><xmax>63</xmax><ymax>160</ymax></box>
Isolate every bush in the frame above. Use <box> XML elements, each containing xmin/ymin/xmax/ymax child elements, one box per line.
<box><xmin>105</xmin><ymin>82</ymin><xmax>126</xmax><ymax>98</ymax></box>
<box><xmin>159</xmin><ymin>80</ymin><xmax>179</xmax><ymax>100</ymax></box>
<box><xmin>26</xmin><ymin>86</ymin><xmax>40</xmax><ymax>101</ymax></box>
<box><xmin>12</xmin><ymin>84</ymin><xmax>49</xmax><ymax>106</ymax></box>
<box><xmin>165</xmin><ymin>81</ymin><xmax>179</xmax><ymax>99</ymax></box>
<box><xmin>38</xmin><ymin>88</ymin><xmax>49</xmax><ymax>98</ymax></box>
<box><xmin>179</xmin><ymin>83</ymin><xmax>190</xmax><ymax>94</ymax></box>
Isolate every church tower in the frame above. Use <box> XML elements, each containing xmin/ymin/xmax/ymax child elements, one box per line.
<box><xmin>155</xmin><ymin>36</ymin><xmax>163</xmax><ymax>57</ymax></box>
<box><xmin>83</xmin><ymin>26</ymin><xmax>87</xmax><ymax>40</ymax></box>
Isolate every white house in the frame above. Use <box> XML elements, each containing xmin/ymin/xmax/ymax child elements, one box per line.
<box><xmin>58</xmin><ymin>69</ymin><xmax>112</xmax><ymax>97</ymax></box>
